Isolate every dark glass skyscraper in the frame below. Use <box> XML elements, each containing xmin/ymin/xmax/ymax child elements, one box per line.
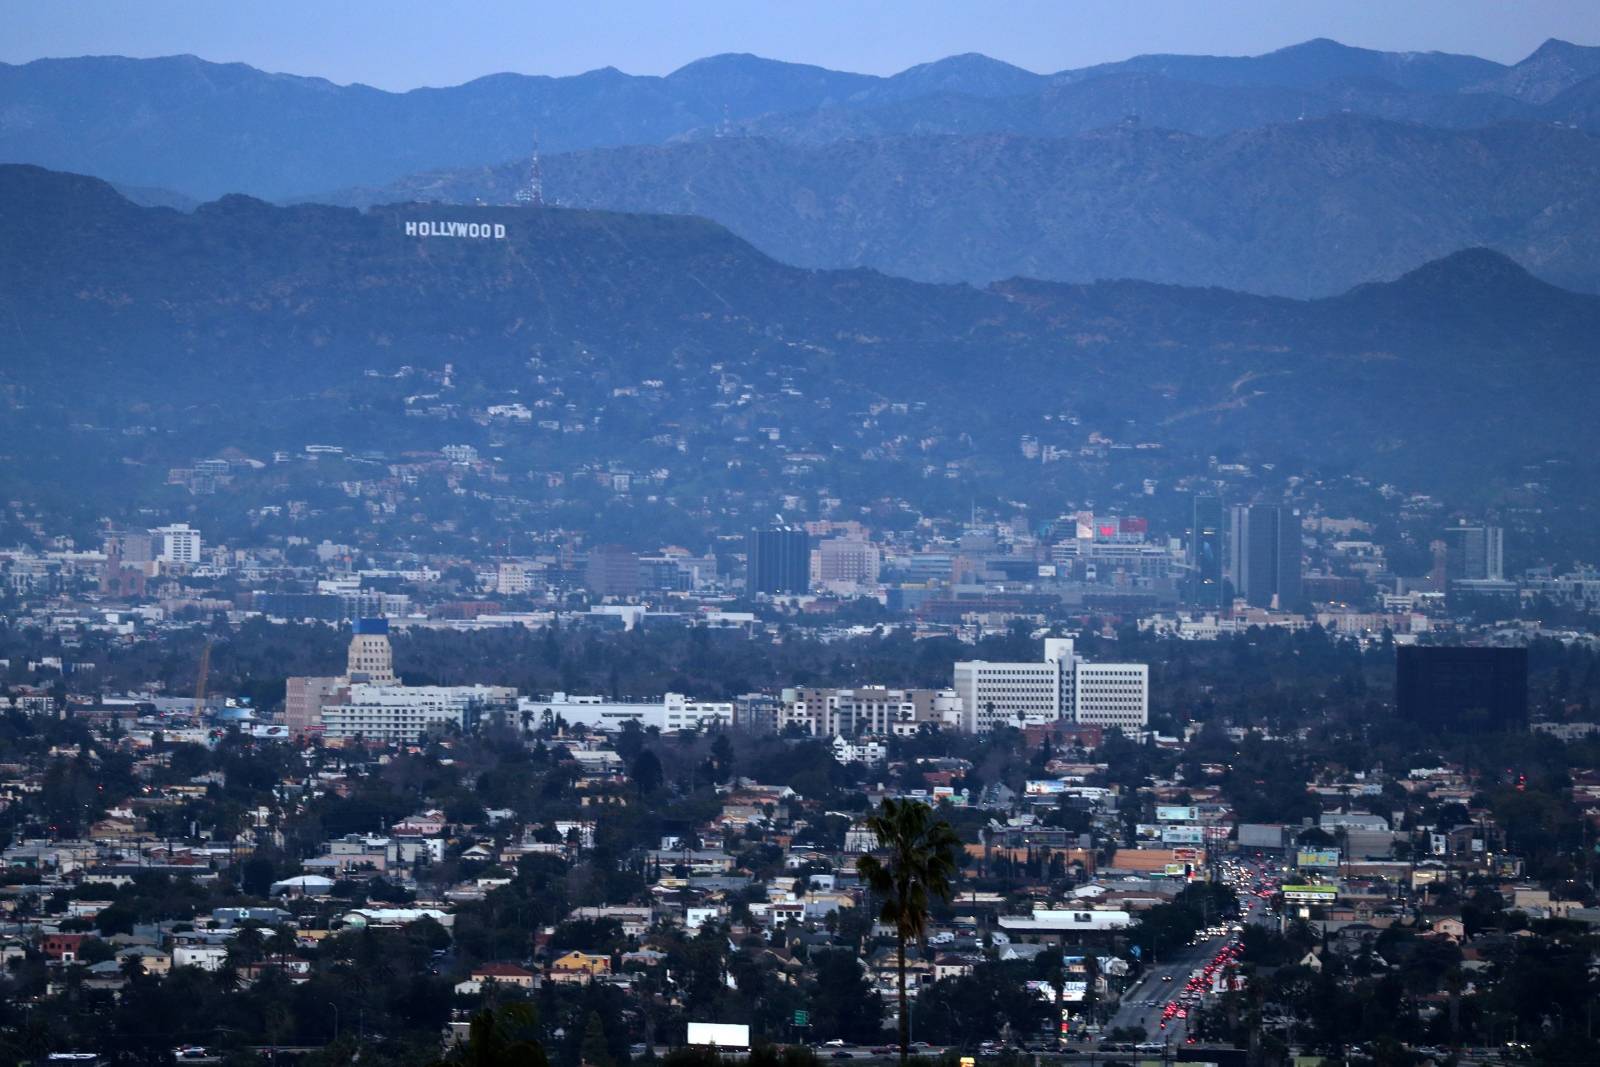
<box><xmin>1443</xmin><ymin>524</ymin><xmax>1505</xmax><ymax>581</ymax></box>
<box><xmin>1189</xmin><ymin>494</ymin><xmax>1224</xmax><ymax>610</ymax></box>
<box><xmin>1396</xmin><ymin>646</ymin><xmax>1527</xmax><ymax>731</ymax></box>
<box><xmin>746</xmin><ymin>527</ymin><xmax>810</xmax><ymax>594</ymax></box>
<box><xmin>585</xmin><ymin>543</ymin><xmax>640</xmax><ymax>597</ymax></box>
<box><xmin>1227</xmin><ymin>504</ymin><xmax>1302</xmax><ymax>610</ymax></box>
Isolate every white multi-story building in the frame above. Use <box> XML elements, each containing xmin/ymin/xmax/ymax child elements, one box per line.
<box><xmin>1070</xmin><ymin>661</ymin><xmax>1149</xmax><ymax>732</ymax></box>
<box><xmin>496</xmin><ymin>562</ymin><xmax>531</xmax><ymax>596</ymax></box>
<box><xmin>321</xmin><ymin>684</ymin><xmax>517</xmax><ymax>742</ymax></box>
<box><xmin>781</xmin><ymin>686</ymin><xmax>959</xmax><ymax>736</ymax></box>
<box><xmin>830</xmin><ymin>735</ymin><xmax>888</xmax><ymax>766</ymax></box>
<box><xmin>952</xmin><ymin>657</ymin><xmax>1062</xmax><ymax>732</ymax></box>
<box><xmin>953</xmin><ymin>638</ymin><xmax>1147</xmax><ymax>733</ymax></box>
<box><xmin>154</xmin><ymin>523</ymin><xmax>203</xmax><ymax>566</ymax></box>
<box><xmin>516</xmin><ymin>692</ymin><xmax>734</xmax><ymax>733</ymax></box>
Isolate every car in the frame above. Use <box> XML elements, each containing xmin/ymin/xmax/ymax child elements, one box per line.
<box><xmin>1161</xmin><ymin>975</ymin><xmax>1173</xmax><ymax>982</ymax></box>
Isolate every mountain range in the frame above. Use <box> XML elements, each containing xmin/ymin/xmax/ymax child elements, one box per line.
<box><xmin>1</xmin><ymin>164</ymin><xmax>1596</xmax><ymax>514</ymax></box>
<box><xmin>4</xmin><ymin>38</ymin><xmax>1600</xmax><ymax>203</ymax></box>
<box><xmin>7</xmin><ymin>38</ymin><xmax>1600</xmax><ymax>297</ymax></box>
<box><xmin>322</xmin><ymin>115</ymin><xmax>1600</xmax><ymax>297</ymax></box>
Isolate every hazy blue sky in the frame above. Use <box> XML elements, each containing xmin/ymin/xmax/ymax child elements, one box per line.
<box><xmin>7</xmin><ymin>0</ymin><xmax>1600</xmax><ymax>89</ymax></box>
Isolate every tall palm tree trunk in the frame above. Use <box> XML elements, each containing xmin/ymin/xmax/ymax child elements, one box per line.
<box><xmin>898</xmin><ymin>926</ymin><xmax>909</xmax><ymax>1067</ymax></box>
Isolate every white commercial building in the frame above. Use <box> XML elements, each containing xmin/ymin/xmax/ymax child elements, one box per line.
<box><xmin>953</xmin><ymin>638</ymin><xmax>1147</xmax><ymax>733</ymax></box>
<box><xmin>516</xmin><ymin>692</ymin><xmax>734</xmax><ymax>733</ymax></box>
<box><xmin>995</xmin><ymin>908</ymin><xmax>1132</xmax><ymax>939</ymax></box>
<box><xmin>952</xmin><ymin>657</ymin><xmax>1062</xmax><ymax>732</ymax></box>
<box><xmin>154</xmin><ymin>523</ymin><xmax>203</xmax><ymax>566</ymax></box>
<box><xmin>1071</xmin><ymin>661</ymin><xmax>1150</xmax><ymax>733</ymax></box>
<box><xmin>321</xmin><ymin>684</ymin><xmax>517</xmax><ymax>742</ymax></box>
<box><xmin>830</xmin><ymin>735</ymin><xmax>888</xmax><ymax>766</ymax></box>
<box><xmin>780</xmin><ymin>686</ymin><xmax>959</xmax><ymax>737</ymax></box>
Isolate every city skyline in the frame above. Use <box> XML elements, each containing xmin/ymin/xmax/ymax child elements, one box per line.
<box><xmin>4</xmin><ymin>7</ymin><xmax>1600</xmax><ymax>1063</ymax></box>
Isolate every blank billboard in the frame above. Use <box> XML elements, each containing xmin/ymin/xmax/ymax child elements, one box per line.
<box><xmin>687</xmin><ymin>1023</ymin><xmax>750</xmax><ymax>1048</ymax></box>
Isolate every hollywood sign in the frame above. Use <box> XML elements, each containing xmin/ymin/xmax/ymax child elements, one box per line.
<box><xmin>403</xmin><ymin>220</ymin><xmax>507</xmax><ymax>239</ymax></box>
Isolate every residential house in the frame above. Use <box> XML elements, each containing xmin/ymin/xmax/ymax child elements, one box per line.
<box><xmin>548</xmin><ymin>950</ymin><xmax>611</xmax><ymax>985</ymax></box>
<box><xmin>456</xmin><ymin>961</ymin><xmax>540</xmax><ymax>995</ymax></box>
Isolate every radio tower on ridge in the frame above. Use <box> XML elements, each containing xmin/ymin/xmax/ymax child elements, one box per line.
<box><xmin>513</xmin><ymin>133</ymin><xmax>544</xmax><ymax>207</ymax></box>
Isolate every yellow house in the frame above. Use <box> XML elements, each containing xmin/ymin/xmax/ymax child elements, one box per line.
<box><xmin>549</xmin><ymin>950</ymin><xmax>611</xmax><ymax>984</ymax></box>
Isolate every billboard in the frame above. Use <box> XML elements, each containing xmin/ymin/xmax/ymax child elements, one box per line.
<box><xmin>1162</xmin><ymin>826</ymin><xmax>1204</xmax><ymax>845</ymax></box>
<box><xmin>687</xmin><ymin>1024</ymin><xmax>750</xmax><ymax>1048</ymax></box>
<box><xmin>1156</xmin><ymin>805</ymin><xmax>1197</xmax><ymax>823</ymax></box>
<box><xmin>1238</xmin><ymin>823</ymin><xmax>1289</xmax><ymax>849</ymax></box>
<box><xmin>1026</xmin><ymin>779</ymin><xmax>1067</xmax><ymax>796</ymax></box>
<box><xmin>1297</xmin><ymin>849</ymin><xmax>1340</xmax><ymax>869</ymax></box>
<box><xmin>1282</xmin><ymin>885</ymin><xmax>1337</xmax><ymax>903</ymax></box>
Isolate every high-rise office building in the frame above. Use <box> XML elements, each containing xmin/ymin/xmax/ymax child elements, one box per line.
<box><xmin>1396</xmin><ymin>646</ymin><xmax>1526</xmax><ymax>732</ymax></box>
<box><xmin>1188</xmin><ymin>494</ymin><xmax>1224</xmax><ymax>609</ymax></box>
<box><xmin>153</xmin><ymin>523</ymin><xmax>203</xmax><ymax>566</ymax></box>
<box><xmin>747</xmin><ymin>527</ymin><xmax>810</xmax><ymax>595</ymax></box>
<box><xmin>347</xmin><ymin>617</ymin><xmax>397</xmax><ymax>684</ymax></box>
<box><xmin>585</xmin><ymin>544</ymin><xmax>640</xmax><ymax>598</ymax></box>
<box><xmin>1443</xmin><ymin>524</ymin><xmax>1504</xmax><ymax>582</ymax></box>
<box><xmin>952</xmin><ymin>638</ymin><xmax>1148</xmax><ymax>733</ymax></box>
<box><xmin>1227</xmin><ymin>504</ymin><xmax>1302</xmax><ymax>610</ymax></box>
<box><xmin>817</xmin><ymin>537</ymin><xmax>881</xmax><ymax>587</ymax></box>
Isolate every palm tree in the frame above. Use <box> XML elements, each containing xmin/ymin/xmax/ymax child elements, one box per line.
<box><xmin>1443</xmin><ymin>967</ymin><xmax>1465</xmax><ymax>1041</ymax></box>
<box><xmin>856</xmin><ymin>798</ymin><xmax>961</xmax><ymax>1067</ymax></box>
